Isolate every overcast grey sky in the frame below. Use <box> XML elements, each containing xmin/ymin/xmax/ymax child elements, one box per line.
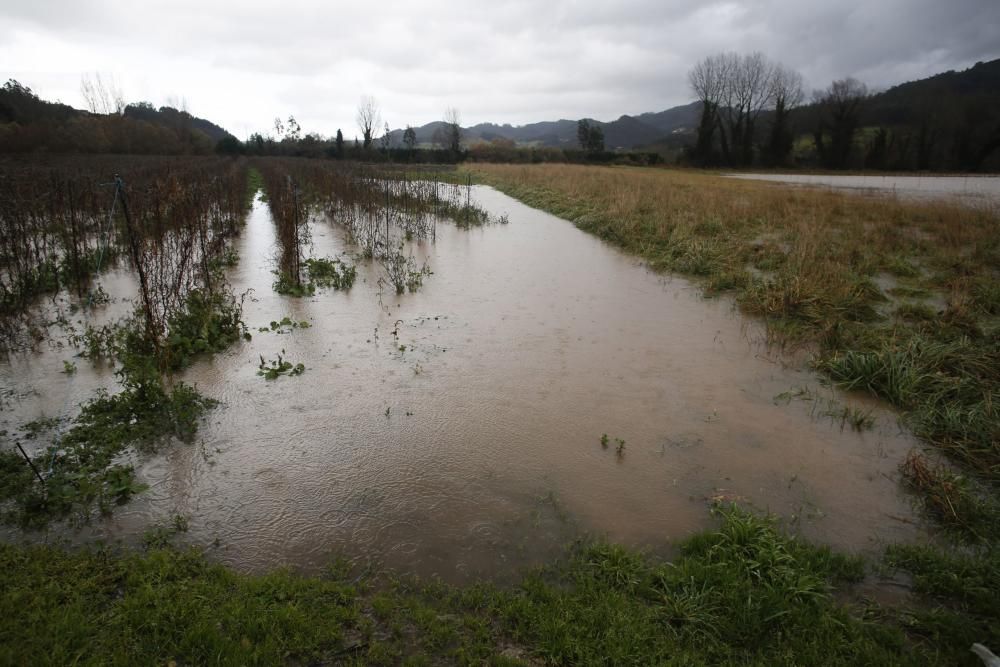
<box><xmin>2</xmin><ymin>0</ymin><xmax>998</xmax><ymax>139</ymax></box>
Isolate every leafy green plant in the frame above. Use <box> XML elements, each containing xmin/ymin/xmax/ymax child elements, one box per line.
<box><xmin>304</xmin><ymin>256</ymin><xmax>356</xmax><ymax>290</ymax></box>
<box><xmin>257</xmin><ymin>353</ymin><xmax>305</xmax><ymax>380</ymax></box>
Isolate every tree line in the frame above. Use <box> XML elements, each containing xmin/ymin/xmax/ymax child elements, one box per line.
<box><xmin>686</xmin><ymin>53</ymin><xmax>1000</xmax><ymax>171</ymax></box>
<box><xmin>4</xmin><ymin>61</ymin><xmax>997</xmax><ymax>171</ymax></box>
<box><xmin>230</xmin><ymin>97</ymin><xmax>467</xmax><ymax>164</ymax></box>
<box><xmin>0</xmin><ymin>78</ymin><xmax>224</xmax><ymax>155</ymax></box>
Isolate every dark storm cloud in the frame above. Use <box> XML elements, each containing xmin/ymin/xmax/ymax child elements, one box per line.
<box><xmin>1</xmin><ymin>0</ymin><xmax>997</xmax><ymax>137</ymax></box>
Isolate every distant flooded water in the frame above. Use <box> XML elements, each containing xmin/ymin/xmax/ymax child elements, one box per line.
<box><xmin>1</xmin><ymin>186</ymin><xmax>922</xmax><ymax>582</ymax></box>
<box><xmin>726</xmin><ymin>173</ymin><xmax>1000</xmax><ymax>207</ymax></box>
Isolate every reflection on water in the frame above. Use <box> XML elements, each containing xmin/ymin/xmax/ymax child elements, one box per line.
<box><xmin>1</xmin><ymin>186</ymin><xmax>923</xmax><ymax>582</ymax></box>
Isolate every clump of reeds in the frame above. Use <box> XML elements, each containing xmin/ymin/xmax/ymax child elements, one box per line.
<box><xmin>899</xmin><ymin>450</ymin><xmax>999</xmax><ymax>543</ymax></box>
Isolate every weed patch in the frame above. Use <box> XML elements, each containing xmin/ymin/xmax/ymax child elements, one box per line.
<box><xmin>257</xmin><ymin>353</ymin><xmax>305</xmax><ymax>380</ymax></box>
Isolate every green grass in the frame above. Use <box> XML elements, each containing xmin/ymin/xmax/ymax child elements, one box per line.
<box><xmin>0</xmin><ymin>506</ymin><xmax>945</xmax><ymax>666</ymax></box>
<box><xmin>885</xmin><ymin>543</ymin><xmax>1000</xmax><ymax>659</ymax></box>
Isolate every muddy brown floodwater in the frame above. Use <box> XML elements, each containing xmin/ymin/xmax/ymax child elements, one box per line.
<box><xmin>1</xmin><ymin>185</ymin><xmax>924</xmax><ymax>583</ymax></box>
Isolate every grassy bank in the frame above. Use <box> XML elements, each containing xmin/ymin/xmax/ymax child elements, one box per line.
<box><xmin>3</xmin><ymin>506</ymin><xmax>980</xmax><ymax>666</ymax></box>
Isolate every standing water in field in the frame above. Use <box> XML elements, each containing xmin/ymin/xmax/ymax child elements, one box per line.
<box><xmin>726</xmin><ymin>173</ymin><xmax>1000</xmax><ymax>207</ymax></box>
<box><xmin>0</xmin><ymin>185</ymin><xmax>922</xmax><ymax>582</ymax></box>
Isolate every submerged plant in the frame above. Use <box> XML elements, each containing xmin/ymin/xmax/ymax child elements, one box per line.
<box><xmin>304</xmin><ymin>256</ymin><xmax>357</xmax><ymax>290</ymax></box>
<box><xmin>257</xmin><ymin>353</ymin><xmax>305</xmax><ymax>380</ymax></box>
<box><xmin>0</xmin><ymin>371</ymin><xmax>216</xmax><ymax>527</ymax></box>
<box><xmin>380</xmin><ymin>246</ymin><xmax>431</xmax><ymax>295</ymax></box>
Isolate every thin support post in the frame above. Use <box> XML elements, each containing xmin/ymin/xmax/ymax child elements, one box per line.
<box><xmin>16</xmin><ymin>443</ymin><xmax>44</xmax><ymax>484</ymax></box>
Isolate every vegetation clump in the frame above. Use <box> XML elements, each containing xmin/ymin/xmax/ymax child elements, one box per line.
<box><xmin>899</xmin><ymin>451</ymin><xmax>1000</xmax><ymax>544</ymax></box>
<box><xmin>3</xmin><ymin>276</ymin><xmax>246</xmax><ymax>525</ymax></box>
<box><xmin>162</xmin><ymin>288</ymin><xmax>250</xmax><ymax>370</ymax></box>
<box><xmin>258</xmin><ymin>316</ymin><xmax>310</xmax><ymax>333</ymax></box>
<box><xmin>274</xmin><ymin>257</ymin><xmax>357</xmax><ymax>296</ymax></box>
<box><xmin>0</xmin><ymin>506</ymin><xmax>938</xmax><ymax>665</ymax></box>
<box><xmin>380</xmin><ymin>247</ymin><xmax>431</xmax><ymax>294</ymax></box>
<box><xmin>257</xmin><ymin>353</ymin><xmax>305</xmax><ymax>380</ymax></box>
<box><xmin>304</xmin><ymin>256</ymin><xmax>357</xmax><ymax>290</ymax></box>
<box><xmin>0</xmin><ymin>361</ymin><xmax>215</xmax><ymax>526</ymax></box>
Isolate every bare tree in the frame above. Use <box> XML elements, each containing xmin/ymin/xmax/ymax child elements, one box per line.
<box><xmin>762</xmin><ymin>64</ymin><xmax>805</xmax><ymax>166</ymax></box>
<box><xmin>80</xmin><ymin>72</ymin><xmax>125</xmax><ymax>115</ymax></box>
<box><xmin>717</xmin><ymin>52</ymin><xmax>774</xmax><ymax>166</ymax></box>
<box><xmin>688</xmin><ymin>53</ymin><xmax>730</xmax><ymax>164</ymax></box>
<box><xmin>813</xmin><ymin>78</ymin><xmax>869</xmax><ymax>169</ymax></box>
<box><xmin>443</xmin><ymin>107</ymin><xmax>462</xmax><ymax>155</ymax></box>
<box><xmin>164</xmin><ymin>94</ymin><xmax>188</xmax><ymax>113</ymax></box>
<box><xmin>357</xmin><ymin>96</ymin><xmax>382</xmax><ymax>150</ymax></box>
<box><xmin>689</xmin><ymin>53</ymin><xmax>806</xmax><ymax>167</ymax></box>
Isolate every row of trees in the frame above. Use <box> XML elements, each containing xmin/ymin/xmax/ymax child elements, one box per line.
<box><xmin>688</xmin><ymin>52</ymin><xmax>804</xmax><ymax>167</ymax></box>
<box><xmin>0</xmin><ymin>79</ymin><xmax>220</xmax><ymax>155</ymax></box>
<box><xmin>688</xmin><ymin>54</ymin><xmax>1000</xmax><ymax>171</ymax></box>
<box><xmin>235</xmin><ymin>98</ymin><xmax>466</xmax><ymax>162</ymax></box>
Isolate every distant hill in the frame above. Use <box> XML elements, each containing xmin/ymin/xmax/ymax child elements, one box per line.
<box><xmin>864</xmin><ymin>58</ymin><xmax>1000</xmax><ymax>124</ymax></box>
<box><xmin>123</xmin><ymin>102</ymin><xmax>232</xmax><ymax>143</ymax></box>
<box><xmin>0</xmin><ymin>79</ymin><xmax>235</xmax><ymax>154</ymax></box>
<box><xmin>391</xmin><ymin>60</ymin><xmax>999</xmax><ymax>170</ymax></box>
<box><xmin>4</xmin><ymin>57</ymin><xmax>996</xmax><ymax>168</ymax></box>
<box><xmin>389</xmin><ymin>100</ymin><xmax>702</xmax><ymax>151</ymax></box>
<box><xmin>789</xmin><ymin>58</ymin><xmax>1000</xmax><ymax>170</ymax></box>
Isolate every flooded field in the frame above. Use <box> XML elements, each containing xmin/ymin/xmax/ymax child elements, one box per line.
<box><xmin>1</xmin><ymin>184</ymin><xmax>923</xmax><ymax>582</ymax></box>
<box><xmin>726</xmin><ymin>173</ymin><xmax>1000</xmax><ymax>207</ymax></box>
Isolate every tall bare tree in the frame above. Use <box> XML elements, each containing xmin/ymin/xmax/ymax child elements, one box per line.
<box><xmin>356</xmin><ymin>96</ymin><xmax>382</xmax><ymax>150</ymax></box>
<box><xmin>763</xmin><ymin>64</ymin><xmax>805</xmax><ymax>166</ymax></box>
<box><xmin>813</xmin><ymin>78</ymin><xmax>869</xmax><ymax>169</ymax></box>
<box><xmin>80</xmin><ymin>72</ymin><xmax>125</xmax><ymax>115</ymax></box>
<box><xmin>690</xmin><ymin>53</ymin><xmax>805</xmax><ymax>167</ymax></box>
<box><xmin>443</xmin><ymin>107</ymin><xmax>462</xmax><ymax>155</ymax></box>
<box><xmin>688</xmin><ymin>53</ymin><xmax>730</xmax><ymax>165</ymax></box>
<box><xmin>716</xmin><ymin>52</ymin><xmax>774</xmax><ymax>166</ymax></box>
